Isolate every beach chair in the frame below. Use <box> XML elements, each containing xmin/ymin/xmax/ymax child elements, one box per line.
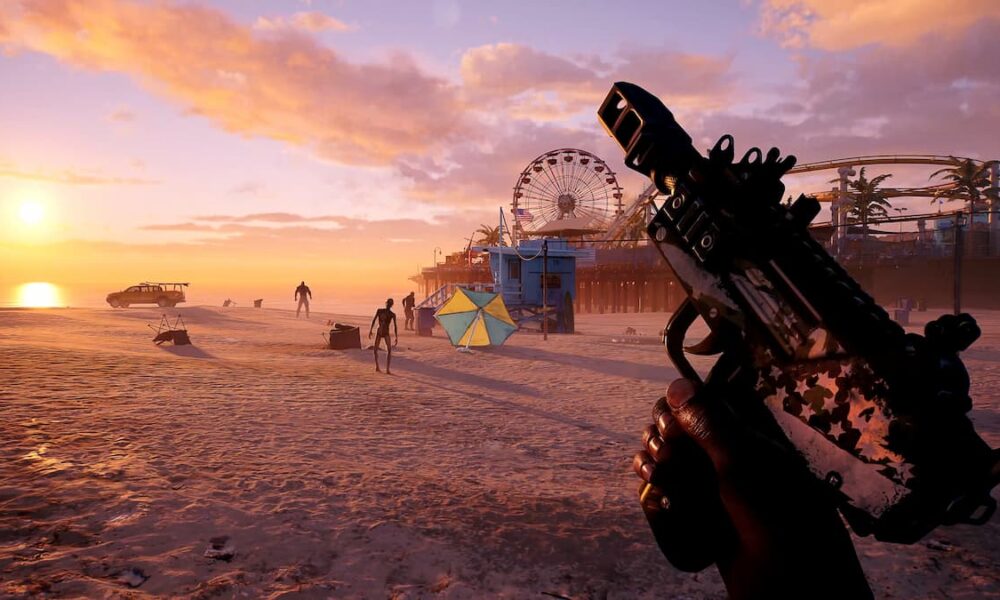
<box><xmin>149</xmin><ymin>314</ymin><xmax>191</xmax><ymax>345</ymax></box>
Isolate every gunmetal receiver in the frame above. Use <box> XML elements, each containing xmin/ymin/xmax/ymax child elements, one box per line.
<box><xmin>598</xmin><ymin>82</ymin><xmax>999</xmax><ymax>551</ymax></box>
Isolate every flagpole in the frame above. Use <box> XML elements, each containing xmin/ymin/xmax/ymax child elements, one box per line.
<box><xmin>543</xmin><ymin>239</ymin><xmax>548</xmax><ymax>341</ymax></box>
<box><xmin>499</xmin><ymin>206</ymin><xmax>504</xmax><ymax>249</ymax></box>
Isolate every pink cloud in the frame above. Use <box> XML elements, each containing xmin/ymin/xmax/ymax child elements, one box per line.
<box><xmin>107</xmin><ymin>106</ymin><xmax>135</xmax><ymax>122</ymax></box>
<box><xmin>697</xmin><ymin>17</ymin><xmax>1000</xmax><ymax>199</ymax></box>
<box><xmin>0</xmin><ymin>0</ymin><xmax>462</xmax><ymax>166</ymax></box>
<box><xmin>135</xmin><ymin>212</ymin><xmax>494</xmax><ymax>257</ymax></box>
<box><xmin>410</xmin><ymin>44</ymin><xmax>736</xmax><ymax>207</ymax></box>
<box><xmin>140</xmin><ymin>222</ymin><xmax>221</xmax><ymax>232</ymax></box>
<box><xmin>398</xmin><ymin>120</ymin><xmax>645</xmax><ymax>211</ymax></box>
<box><xmin>461</xmin><ymin>43</ymin><xmax>596</xmax><ymax>97</ymax></box>
<box><xmin>459</xmin><ymin>43</ymin><xmax>735</xmax><ymax>119</ymax></box>
<box><xmin>0</xmin><ymin>2</ymin><xmax>741</xmax><ymax>213</ymax></box>
<box><xmin>254</xmin><ymin>11</ymin><xmax>356</xmax><ymax>33</ymax></box>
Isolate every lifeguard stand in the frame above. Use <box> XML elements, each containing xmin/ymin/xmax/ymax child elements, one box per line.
<box><xmin>487</xmin><ymin>238</ymin><xmax>577</xmax><ymax>333</ymax></box>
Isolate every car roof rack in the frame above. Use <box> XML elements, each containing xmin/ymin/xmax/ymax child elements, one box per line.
<box><xmin>140</xmin><ymin>282</ymin><xmax>190</xmax><ymax>286</ymax></box>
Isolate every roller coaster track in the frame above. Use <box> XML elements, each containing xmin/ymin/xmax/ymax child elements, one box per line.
<box><xmin>596</xmin><ymin>181</ymin><xmax>659</xmax><ymax>247</ymax></box>
<box><xmin>790</xmin><ymin>155</ymin><xmax>994</xmax><ymax>204</ymax></box>
<box><xmin>593</xmin><ymin>155</ymin><xmax>993</xmax><ymax>247</ymax></box>
<box><xmin>810</xmin><ymin>183</ymin><xmax>960</xmax><ymax>202</ymax></box>
<box><xmin>787</xmin><ymin>154</ymin><xmax>983</xmax><ymax>174</ymax></box>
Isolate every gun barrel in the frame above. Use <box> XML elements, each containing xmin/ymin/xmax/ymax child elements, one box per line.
<box><xmin>598</xmin><ymin>82</ymin><xmax>701</xmax><ymax>190</ymax></box>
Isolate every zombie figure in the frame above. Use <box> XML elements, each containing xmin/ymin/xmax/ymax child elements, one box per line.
<box><xmin>402</xmin><ymin>292</ymin><xmax>416</xmax><ymax>331</ymax></box>
<box><xmin>369</xmin><ymin>298</ymin><xmax>398</xmax><ymax>374</ymax></box>
<box><xmin>295</xmin><ymin>281</ymin><xmax>312</xmax><ymax>318</ymax></box>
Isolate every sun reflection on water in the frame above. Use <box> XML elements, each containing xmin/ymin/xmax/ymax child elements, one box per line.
<box><xmin>15</xmin><ymin>282</ymin><xmax>63</xmax><ymax>308</ymax></box>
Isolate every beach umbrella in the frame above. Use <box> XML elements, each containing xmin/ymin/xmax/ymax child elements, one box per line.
<box><xmin>434</xmin><ymin>287</ymin><xmax>517</xmax><ymax>348</ymax></box>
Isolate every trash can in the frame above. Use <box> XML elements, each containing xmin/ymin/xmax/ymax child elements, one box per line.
<box><xmin>893</xmin><ymin>308</ymin><xmax>910</xmax><ymax>326</ymax></box>
<box><xmin>416</xmin><ymin>307</ymin><xmax>435</xmax><ymax>337</ymax></box>
<box><xmin>327</xmin><ymin>323</ymin><xmax>361</xmax><ymax>349</ymax></box>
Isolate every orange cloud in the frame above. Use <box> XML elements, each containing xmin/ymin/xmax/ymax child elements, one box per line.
<box><xmin>0</xmin><ymin>162</ymin><xmax>155</xmax><ymax>185</ymax></box>
<box><xmin>613</xmin><ymin>49</ymin><xmax>735</xmax><ymax>113</ymax></box>
<box><xmin>254</xmin><ymin>11</ymin><xmax>356</xmax><ymax>33</ymax></box>
<box><xmin>176</xmin><ymin>212</ymin><xmax>346</xmax><ymax>224</ymax></box>
<box><xmin>0</xmin><ymin>0</ymin><xmax>461</xmax><ymax>165</ymax></box>
<box><xmin>758</xmin><ymin>0</ymin><xmax>998</xmax><ymax>50</ymax></box>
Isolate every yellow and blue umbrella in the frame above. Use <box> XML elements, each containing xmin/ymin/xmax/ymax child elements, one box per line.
<box><xmin>434</xmin><ymin>287</ymin><xmax>517</xmax><ymax>347</ymax></box>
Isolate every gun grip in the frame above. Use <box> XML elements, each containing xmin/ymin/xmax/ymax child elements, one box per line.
<box><xmin>639</xmin><ymin>432</ymin><xmax>731</xmax><ymax>573</ymax></box>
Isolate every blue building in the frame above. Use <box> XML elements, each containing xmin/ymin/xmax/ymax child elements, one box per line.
<box><xmin>486</xmin><ymin>239</ymin><xmax>578</xmax><ymax>333</ymax></box>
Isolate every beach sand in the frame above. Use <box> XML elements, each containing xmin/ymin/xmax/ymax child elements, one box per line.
<box><xmin>1</xmin><ymin>306</ymin><xmax>997</xmax><ymax>598</ymax></box>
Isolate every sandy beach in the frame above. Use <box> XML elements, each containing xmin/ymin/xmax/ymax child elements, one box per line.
<box><xmin>1</xmin><ymin>306</ymin><xmax>998</xmax><ymax>599</ymax></box>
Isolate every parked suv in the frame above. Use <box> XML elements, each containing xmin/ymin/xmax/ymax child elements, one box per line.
<box><xmin>106</xmin><ymin>282</ymin><xmax>187</xmax><ymax>308</ymax></box>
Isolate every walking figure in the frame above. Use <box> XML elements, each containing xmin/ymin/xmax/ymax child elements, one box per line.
<box><xmin>402</xmin><ymin>291</ymin><xmax>416</xmax><ymax>331</ymax></box>
<box><xmin>369</xmin><ymin>298</ymin><xmax>398</xmax><ymax>374</ymax></box>
<box><xmin>295</xmin><ymin>281</ymin><xmax>312</xmax><ymax>318</ymax></box>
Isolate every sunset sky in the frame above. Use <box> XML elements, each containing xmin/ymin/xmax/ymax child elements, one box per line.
<box><xmin>1</xmin><ymin>0</ymin><xmax>998</xmax><ymax>308</ymax></box>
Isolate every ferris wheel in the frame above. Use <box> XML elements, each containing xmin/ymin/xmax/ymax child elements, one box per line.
<box><xmin>511</xmin><ymin>148</ymin><xmax>624</xmax><ymax>241</ymax></box>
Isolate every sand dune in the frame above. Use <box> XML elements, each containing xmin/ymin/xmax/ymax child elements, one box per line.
<box><xmin>1</xmin><ymin>306</ymin><xmax>997</xmax><ymax>598</ymax></box>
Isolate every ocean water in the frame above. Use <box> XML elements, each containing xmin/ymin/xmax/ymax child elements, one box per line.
<box><xmin>0</xmin><ymin>283</ymin><xmax>391</xmax><ymax>317</ymax></box>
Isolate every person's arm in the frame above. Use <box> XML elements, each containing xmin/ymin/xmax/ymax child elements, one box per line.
<box><xmin>392</xmin><ymin>313</ymin><xmax>398</xmax><ymax>341</ymax></box>
<box><xmin>308</xmin><ymin>288</ymin><xmax>312</xmax><ymax>299</ymax></box>
<box><xmin>369</xmin><ymin>312</ymin><xmax>377</xmax><ymax>338</ymax></box>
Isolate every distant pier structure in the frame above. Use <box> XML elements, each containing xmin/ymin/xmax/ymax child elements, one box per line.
<box><xmin>789</xmin><ymin>155</ymin><xmax>1000</xmax><ymax>256</ymax></box>
<box><xmin>412</xmin><ymin>150</ymin><xmax>1000</xmax><ymax>314</ymax></box>
<box><xmin>410</xmin><ymin>242</ymin><xmax>685</xmax><ymax>317</ymax></box>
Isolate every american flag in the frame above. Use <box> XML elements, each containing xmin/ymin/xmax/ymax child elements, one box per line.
<box><xmin>513</xmin><ymin>208</ymin><xmax>534</xmax><ymax>223</ymax></box>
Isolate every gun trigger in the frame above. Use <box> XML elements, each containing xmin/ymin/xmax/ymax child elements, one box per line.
<box><xmin>665</xmin><ymin>299</ymin><xmax>704</xmax><ymax>383</ymax></box>
<box><xmin>684</xmin><ymin>331</ymin><xmax>724</xmax><ymax>356</ymax></box>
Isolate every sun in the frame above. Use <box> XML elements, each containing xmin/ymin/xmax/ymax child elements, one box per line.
<box><xmin>19</xmin><ymin>201</ymin><xmax>44</xmax><ymax>225</ymax></box>
<box><xmin>17</xmin><ymin>282</ymin><xmax>62</xmax><ymax>308</ymax></box>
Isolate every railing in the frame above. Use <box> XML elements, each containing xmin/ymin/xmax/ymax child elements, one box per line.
<box><xmin>498</xmin><ymin>282</ymin><xmax>522</xmax><ymax>305</ymax></box>
<box><xmin>416</xmin><ymin>282</ymin><xmax>498</xmax><ymax>309</ymax></box>
<box><xmin>416</xmin><ymin>284</ymin><xmax>452</xmax><ymax>309</ymax></box>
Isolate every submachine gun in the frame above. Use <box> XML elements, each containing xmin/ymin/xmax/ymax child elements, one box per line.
<box><xmin>597</xmin><ymin>82</ymin><xmax>999</xmax><ymax>563</ymax></box>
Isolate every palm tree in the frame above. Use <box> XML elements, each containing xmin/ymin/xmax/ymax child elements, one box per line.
<box><xmin>831</xmin><ymin>167</ymin><xmax>893</xmax><ymax>244</ymax></box>
<box><xmin>929</xmin><ymin>158</ymin><xmax>1000</xmax><ymax>221</ymax></box>
<box><xmin>474</xmin><ymin>224</ymin><xmax>501</xmax><ymax>246</ymax></box>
